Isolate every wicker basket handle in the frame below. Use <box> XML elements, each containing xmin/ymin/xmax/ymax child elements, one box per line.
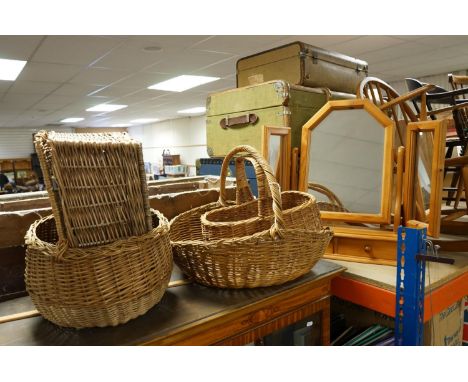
<box><xmin>219</xmin><ymin>145</ymin><xmax>285</xmax><ymax>238</ymax></box>
<box><xmin>308</xmin><ymin>182</ymin><xmax>345</xmax><ymax>209</ymax></box>
<box><xmin>234</xmin><ymin>157</ymin><xmax>255</xmax><ymax>204</ymax></box>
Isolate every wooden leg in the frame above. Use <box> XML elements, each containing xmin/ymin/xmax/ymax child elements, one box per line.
<box><xmin>320</xmin><ymin>297</ymin><xmax>331</xmax><ymax>345</ymax></box>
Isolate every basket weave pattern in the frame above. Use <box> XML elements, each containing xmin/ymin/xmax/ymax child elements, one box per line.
<box><xmin>25</xmin><ymin>210</ymin><xmax>172</xmax><ymax>329</ymax></box>
<box><xmin>170</xmin><ymin>145</ymin><xmax>333</xmax><ymax>288</ymax></box>
<box><xmin>34</xmin><ymin>131</ymin><xmax>152</xmax><ymax>248</ymax></box>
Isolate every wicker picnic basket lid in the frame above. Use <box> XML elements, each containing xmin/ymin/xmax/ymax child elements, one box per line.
<box><xmin>34</xmin><ymin>130</ymin><xmax>152</xmax><ymax>248</ymax></box>
<box><xmin>169</xmin><ymin>145</ymin><xmax>333</xmax><ymax>289</ymax></box>
<box><xmin>200</xmin><ymin>146</ymin><xmax>322</xmax><ymax>240</ymax></box>
<box><xmin>25</xmin><ymin>209</ymin><xmax>172</xmax><ymax>329</ymax></box>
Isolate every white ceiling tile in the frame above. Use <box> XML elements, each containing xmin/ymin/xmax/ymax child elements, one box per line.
<box><xmin>88</xmin><ymin>85</ymin><xmax>137</xmax><ymax>98</ymax></box>
<box><xmin>1</xmin><ymin>93</ymin><xmax>45</xmax><ymax>108</ymax></box>
<box><xmin>191</xmin><ymin>35</ymin><xmax>290</xmax><ymax>55</ymax></box>
<box><xmin>144</xmin><ymin>50</ymin><xmax>234</xmax><ymax>74</ymax></box>
<box><xmin>33</xmin><ymin>94</ymin><xmax>80</xmax><ymax>110</ymax></box>
<box><xmin>417</xmin><ymin>35</ymin><xmax>468</xmax><ymax>47</ymax></box>
<box><xmin>91</xmin><ymin>43</ymin><xmax>166</xmax><ymax>71</ymax></box>
<box><xmin>8</xmin><ymin>80</ymin><xmax>61</xmax><ymax>95</ymax></box>
<box><xmin>32</xmin><ymin>36</ymin><xmax>122</xmax><ymax>66</ymax></box>
<box><xmin>68</xmin><ymin>67</ymin><xmax>130</xmax><ymax>86</ymax></box>
<box><xmin>18</xmin><ymin>62</ymin><xmax>83</xmax><ymax>82</ymax></box>
<box><xmin>0</xmin><ymin>35</ymin><xmax>44</xmax><ymax>60</ymax></box>
<box><xmin>111</xmin><ymin>72</ymin><xmax>170</xmax><ymax>89</ymax></box>
<box><xmin>192</xmin><ymin>56</ymin><xmax>238</xmax><ymax>78</ymax></box>
<box><xmin>360</xmin><ymin>42</ymin><xmax>434</xmax><ymax>64</ymax></box>
<box><xmin>291</xmin><ymin>36</ymin><xmax>361</xmax><ymax>48</ymax></box>
<box><xmin>0</xmin><ymin>82</ymin><xmax>12</xmax><ymax>92</ymax></box>
<box><xmin>126</xmin><ymin>35</ymin><xmax>212</xmax><ymax>49</ymax></box>
<box><xmin>52</xmin><ymin>83</ymin><xmax>103</xmax><ymax>97</ymax></box>
<box><xmin>327</xmin><ymin>36</ymin><xmax>407</xmax><ymax>57</ymax></box>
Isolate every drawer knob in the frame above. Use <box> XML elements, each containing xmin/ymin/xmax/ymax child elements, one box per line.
<box><xmin>364</xmin><ymin>245</ymin><xmax>372</xmax><ymax>253</ymax></box>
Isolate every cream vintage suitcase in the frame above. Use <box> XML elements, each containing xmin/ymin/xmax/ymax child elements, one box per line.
<box><xmin>236</xmin><ymin>41</ymin><xmax>368</xmax><ymax>94</ymax></box>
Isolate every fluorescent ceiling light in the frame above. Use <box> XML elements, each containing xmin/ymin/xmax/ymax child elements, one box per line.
<box><xmin>148</xmin><ymin>75</ymin><xmax>219</xmax><ymax>92</ymax></box>
<box><xmin>178</xmin><ymin>106</ymin><xmax>206</xmax><ymax>114</ymax></box>
<box><xmin>130</xmin><ymin>118</ymin><xmax>159</xmax><ymax>124</ymax></box>
<box><xmin>111</xmin><ymin>123</ymin><xmax>132</xmax><ymax>128</ymax></box>
<box><xmin>0</xmin><ymin>58</ymin><xmax>27</xmax><ymax>81</ymax></box>
<box><xmin>60</xmin><ymin>117</ymin><xmax>84</xmax><ymax>123</ymax></box>
<box><xmin>86</xmin><ymin>104</ymin><xmax>127</xmax><ymax>112</ymax></box>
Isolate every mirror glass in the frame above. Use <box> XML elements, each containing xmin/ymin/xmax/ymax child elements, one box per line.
<box><xmin>268</xmin><ymin>134</ymin><xmax>281</xmax><ymax>175</ymax></box>
<box><xmin>413</xmin><ymin>132</ymin><xmax>433</xmax><ymax>222</ymax></box>
<box><xmin>308</xmin><ymin>109</ymin><xmax>385</xmax><ymax>214</ymax></box>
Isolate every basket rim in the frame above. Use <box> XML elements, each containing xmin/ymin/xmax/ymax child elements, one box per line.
<box><xmin>200</xmin><ymin>191</ymin><xmax>316</xmax><ymax>228</ymax></box>
<box><xmin>26</xmin><ymin>208</ymin><xmax>169</xmax><ymax>259</ymax></box>
<box><xmin>171</xmin><ymin>224</ymin><xmax>333</xmax><ymax>247</ymax></box>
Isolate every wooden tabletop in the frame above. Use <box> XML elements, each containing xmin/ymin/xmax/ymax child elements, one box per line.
<box><xmin>0</xmin><ymin>260</ymin><xmax>344</xmax><ymax>346</ymax></box>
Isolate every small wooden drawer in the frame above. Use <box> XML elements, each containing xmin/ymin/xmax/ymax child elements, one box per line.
<box><xmin>325</xmin><ymin>235</ymin><xmax>397</xmax><ymax>265</ymax></box>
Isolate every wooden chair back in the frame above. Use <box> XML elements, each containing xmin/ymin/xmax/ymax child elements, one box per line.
<box><xmin>448</xmin><ymin>73</ymin><xmax>468</xmax><ymax>100</ymax></box>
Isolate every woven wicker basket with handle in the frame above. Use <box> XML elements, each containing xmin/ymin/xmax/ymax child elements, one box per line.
<box><xmin>200</xmin><ymin>147</ymin><xmax>322</xmax><ymax>240</ymax></box>
<box><xmin>169</xmin><ymin>145</ymin><xmax>333</xmax><ymax>289</ymax></box>
<box><xmin>25</xmin><ymin>209</ymin><xmax>172</xmax><ymax>329</ymax></box>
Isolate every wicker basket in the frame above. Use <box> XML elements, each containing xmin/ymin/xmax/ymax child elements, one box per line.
<box><xmin>25</xmin><ymin>209</ymin><xmax>172</xmax><ymax>329</ymax></box>
<box><xmin>308</xmin><ymin>183</ymin><xmax>349</xmax><ymax>212</ymax></box>
<box><xmin>200</xmin><ymin>147</ymin><xmax>322</xmax><ymax>240</ymax></box>
<box><xmin>34</xmin><ymin>131</ymin><xmax>152</xmax><ymax>248</ymax></box>
<box><xmin>169</xmin><ymin>145</ymin><xmax>333</xmax><ymax>289</ymax></box>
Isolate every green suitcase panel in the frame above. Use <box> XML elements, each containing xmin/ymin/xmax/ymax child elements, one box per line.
<box><xmin>206</xmin><ymin>80</ymin><xmax>330</xmax><ymax>157</ymax></box>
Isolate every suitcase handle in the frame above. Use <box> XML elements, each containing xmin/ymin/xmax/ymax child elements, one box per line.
<box><xmin>220</xmin><ymin>113</ymin><xmax>258</xmax><ymax>129</ymax></box>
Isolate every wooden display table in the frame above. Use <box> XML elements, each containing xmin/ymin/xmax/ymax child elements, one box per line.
<box><xmin>0</xmin><ymin>261</ymin><xmax>344</xmax><ymax>346</ymax></box>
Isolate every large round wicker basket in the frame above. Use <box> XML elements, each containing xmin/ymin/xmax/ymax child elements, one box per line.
<box><xmin>25</xmin><ymin>209</ymin><xmax>173</xmax><ymax>329</ymax></box>
<box><xmin>169</xmin><ymin>145</ymin><xmax>333</xmax><ymax>289</ymax></box>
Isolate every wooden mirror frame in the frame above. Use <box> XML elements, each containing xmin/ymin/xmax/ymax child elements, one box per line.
<box><xmin>299</xmin><ymin>99</ymin><xmax>395</xmax><ymax>224</ymax></box>
<box><xmin>261</xmin><ymin>125</ymin><xmax>291</xmax><ymax>190</ymax></box>
<box><xmin>403</xmin><ymin>120</ymin><xmax>447</xmax><ymax>238</ymax></box>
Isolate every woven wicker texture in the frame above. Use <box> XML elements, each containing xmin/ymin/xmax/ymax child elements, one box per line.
<box><xmin>201</xmin><ymin>151</ymin><xmax>322</xmax><ymax>240</ymax></box>
<box><xmin>34</xmin><ymin>131</ymin><xmax>152</xmax><ymax>248</ymax></box>
<box><xmin>169</xmin><ymin>145</ymin><xmax>333</xmax><ymax>288</ymax></box>
<box><xmin>308</xmin><ymin>182</ymin><xmax>349</xmax><ymax>212</ymax></box>
<box><xmin>25</xmin><ymin>209</ymin><xmax>172</xmax><ymax>329</ymax></box>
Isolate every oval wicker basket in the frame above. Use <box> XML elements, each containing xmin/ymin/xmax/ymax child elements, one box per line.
<box><xmin>25</xmin><ymin>209</ymin><xmax>173</xmax><ymax>329</ymax></box>
<box><xmin>200</xmin><ymin>147</ymin><xmax>322</xmax><ymax>240</ymax></box>
<box><xmin>169</xmin><ymin>145</ymin><xmax>333</xmax><ymax>289</ymax></box>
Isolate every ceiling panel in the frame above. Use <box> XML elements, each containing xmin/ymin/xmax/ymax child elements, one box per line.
<box><xmin>1</xmin><ymin>93</ymin><xmax>45</xmax><ymax>108</ymax></box>
<box><xmin>191</xmin><ymin>35</ymin><xmax>290</xmax><ymax>55</ymax></box>
<box><xmin>89</xmin><ymin>85</ymin><xmax>140</xmax><ymax>98</ymax></box>
<box><xmin>91</xmin><ymin>42</ymin><xmax>167</xmax><ymax>71</ymax></box>
<box><xmin>0</xmin><ymin>35</ymin><xmax>44</xmax><ymax>60</ymax></box>
<box><xmin>68</xmin><ymin>67</ymin><xmax>131</xmax><ymax>86</ymax></box>
<box><xmin>8</xmin><ymin>80</ymin><xmax>61</xmax><ymax>95</ymax></box>
<box><xmin>126</xmin><ymin>35</ymin><xmax>211</xmax><ymax>49</ymax></box>
<box><xmin>32</xmin><ymin>36</ymin><xmax>122</xmax><ymax>66</ymax></box>
<box><xmin>52</xmin><ymin>83</ymin><xmax>104</xmax><ymax>97</ymax></box>
<box><xmin>111</xmin><ymin>72</ymin><xmax>170</xmax><ymax>89</ymax></box>
<box><xmin>327</xmin><ymin>36</ymin><xmax>406</xmax><ymax>56</ymax></box>
<box><xmin>18</xmin><ymin>62</ymin><xmax>83</xmax><ymax>82</ymax></box>
<box><xmin>192</xmin><ymin>56</ymin><xmax>238</xmax><ymax>78</ymax></box>
<box><xmin>144</xmin><ymin>49</ymin><xmax>235</xmax><ymax>74</ymax></box>
<box><xmin>0</xmin><ymin>82</ymin><xmax>12</xmax><ymax>93</ymax></box>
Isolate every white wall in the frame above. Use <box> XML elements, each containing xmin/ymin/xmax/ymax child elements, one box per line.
<box><xmin>128</xmin><ymin>116</ymin><xmax>208</xmax><ymax>174</ymax></box>
<box><xmin>0</xmin><ymin>126</ymin><xmax>73</xmax><ymax>159</ymax></box>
